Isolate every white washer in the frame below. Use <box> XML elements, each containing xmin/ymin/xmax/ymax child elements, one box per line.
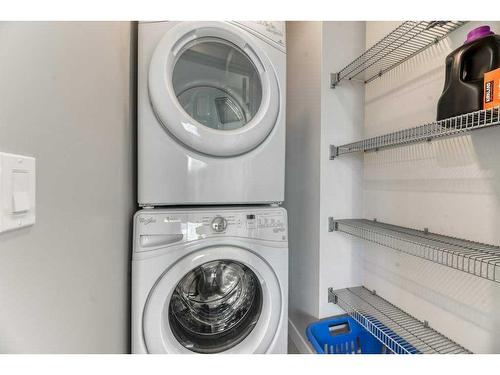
<box><xmin>132</xmin><ymin>206</ymin><xmax>288</xmax><ymax>354</ymax></box>
<box><xmin>138</xmin><ymin>21</ymin><xmax>286</xmax><ymax>206</ymax></box>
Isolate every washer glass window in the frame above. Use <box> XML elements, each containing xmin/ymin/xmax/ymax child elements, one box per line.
<box><xmin>168</xmin><ymin>260</ymin><xmax>263</xmax><ymax>353</ymax></box>
<box><xmin>172</xmin><ymin>37</ymin><xmax>263</xmax><ymax>131</ymax></box>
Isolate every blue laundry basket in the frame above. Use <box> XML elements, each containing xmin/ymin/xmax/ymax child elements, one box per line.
<box><xmin>306</xmin><ymin>315</ymin><xmax>389</xmax><ymax>354</ymax></box>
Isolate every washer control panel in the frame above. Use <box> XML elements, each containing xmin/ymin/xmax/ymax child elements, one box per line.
<box><xmin>135</xmin><ymin>208</ymin><xmax>287</xmax><ymax>250</ymax></box>
<box><xmin>199</xmin><ymin>211</ymin><xmax>286</xmax><ymax>238</ymax></box>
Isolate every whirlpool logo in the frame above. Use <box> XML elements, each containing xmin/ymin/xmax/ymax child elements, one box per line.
<box><xmin>139</xmin><ymin>216</ymin><xmax>156</xmax><ymax>225</ymax></box>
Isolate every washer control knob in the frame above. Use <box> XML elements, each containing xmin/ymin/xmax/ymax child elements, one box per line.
<box><xmin>211</xmin><ymin>216</ymin><xmax>227</xmax><ymax>232</ymax></box>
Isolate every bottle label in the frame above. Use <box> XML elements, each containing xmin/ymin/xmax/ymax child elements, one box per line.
<box><xmin>485</xmin><ymin>81</ymin><xmax>494</xmax><ymax>103</ymax></box>
<box><xmin>484</xmin><ymin>67</ymin><xmax>500</xmax><ymax>109</ymax></box>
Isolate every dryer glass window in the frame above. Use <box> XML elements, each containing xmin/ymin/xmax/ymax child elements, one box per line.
<box><xmin>168</xmin><ymin>260</ymin><xmax>262</xmax><ymax>353</ymax></box>
<box><xmin>172</xmin><ymin>38</ymin><xmax>263</xmax><ymax>131</ymax></box>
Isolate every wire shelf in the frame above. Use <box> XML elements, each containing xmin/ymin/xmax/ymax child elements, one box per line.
<box><xmin>329</xmin><ymin>218</ymin><xmax>500</xmax><ymax>283</ymax></box>
<box><xmin>330</xmin><ymin>106</ymin><xmax>500</xmax><ymax>158</ymax></box>
<box><xmin>330</xmin><ymin>21</ymin><xmax>466</xmax><ymax>88</ymax></box>
<box><xmin>328</xmin><ymin>286</ymin><xmax>471</xmax><ymax>354</ymax></box>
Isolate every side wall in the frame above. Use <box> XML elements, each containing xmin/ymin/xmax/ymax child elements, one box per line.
<box><xmin>0</xmin><ymin>22</ymin><xmax>135</xmax><ymax>353</ymax></box>
<box><xmin>319</xmin><ymin>21</ymin><xmax>365</xmax><ymax>318</ymax></box>
<box><xmin>284</xmin><ymin>22</ymin><xmax>322</xmax><ymax>351</ymax></box>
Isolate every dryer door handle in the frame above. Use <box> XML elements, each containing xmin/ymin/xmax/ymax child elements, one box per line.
<box><xmin>139</xmin><ymin>234</ymin><xmax>183</xmax><ymax>249</ymax></box>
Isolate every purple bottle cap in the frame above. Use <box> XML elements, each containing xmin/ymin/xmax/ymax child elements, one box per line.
<box><xmin>465</xmin><ymin>25</ymin><xmax>494</xmax><ymax>44</ymax></box>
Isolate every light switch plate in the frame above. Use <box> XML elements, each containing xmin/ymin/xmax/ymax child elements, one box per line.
<box><xmin>0</xmin><ymin>152</ymin><xmax>36</xmax><ymax>234</ymax></box>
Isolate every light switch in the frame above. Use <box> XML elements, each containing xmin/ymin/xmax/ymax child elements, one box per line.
<box><xmin>13</xmin><ymin>191</ymin><xmax>30</xmax><ymax>213</ymax></box>
<box><xmin>0</xmin><ymin>152</ymin><xmax>36</xmax><ymax>234</ymax></box>
<box><xmin>13</xmin><ymin>170</ymin><xmax>29</xmax><ymax>190</ymax></box>
<box><xmin>12</xmin><ymin>171</ymin><xmax>30</xmax><ymax>213</ymax></box>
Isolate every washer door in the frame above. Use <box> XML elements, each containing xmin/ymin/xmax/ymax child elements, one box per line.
<box><xmin>143</xmin><ymin>246</ymin><xmax>282</xmax><ymax>353</ymax></box>
<box><xmin>148</xmin><ymin>22</ymin><xmax>280</xmax><ymax>157</ymax></box>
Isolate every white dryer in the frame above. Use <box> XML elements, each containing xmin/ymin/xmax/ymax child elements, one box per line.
<box><xmin>138</xmin><ymin>21</ymin><xmax>286</xmax><ymax>206</ymax></box>
<box><xmin>132</xmin><ymin>206</ymin><xmax>288</xmax><ymax>354</ymax></box>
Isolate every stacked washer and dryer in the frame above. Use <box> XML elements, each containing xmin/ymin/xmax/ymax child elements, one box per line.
<box><xmin>132</xmin><ymin>21</ymin><xmax>288</xmax><ymax>354</ymax></box>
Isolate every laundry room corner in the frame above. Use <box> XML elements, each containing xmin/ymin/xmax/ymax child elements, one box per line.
<box><xmin>284</xmin><ymin>21</ymin><xmax>365</xmax><ymax>353</ymax></box>
<box><xmin>3</xmin><ymin>0</ymin><xmax>500</xmax><ymax>367</ymax></box>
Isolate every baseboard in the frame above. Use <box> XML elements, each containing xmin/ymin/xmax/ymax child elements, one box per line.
<box><xmin>288</xmin><ymin>318</ymin><xmax>314</xmax><ymax>354</ymax></box>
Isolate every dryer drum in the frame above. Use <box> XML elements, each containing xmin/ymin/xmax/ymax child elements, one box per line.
<box><xmin>168</xmin><ymin>260</ymin><xmax>263</xmax><ymax>353</ymax></box>
<box><xmin>172</xmin><ymin>37</ymin><xmax>262</xmax><ymax>132</ymax></box>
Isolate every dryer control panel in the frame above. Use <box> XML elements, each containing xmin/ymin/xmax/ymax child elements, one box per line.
<box><xmin>233</xmin><ymin>21</ymin><xmax>286</xmax><ymax>50</ymax></box>
<box><xmin>135</xmin><ymin>208</ymin><xmax>287</xmax><ymax>251</ymax></box>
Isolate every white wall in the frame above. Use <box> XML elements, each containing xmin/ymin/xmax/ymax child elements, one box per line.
<box><xmin>284</xmin><ymin>21</ymin><xmax>322</xmax><ymax>328</ymax></box>
<box><xmin>319</xmin><ymin>22</ymin><xmax>365</xmax><ymax>318</ymax></box>
<box><xmin>0</xmin><ymin>22</ymin><xmax>135</xmax><ymax>353</ymax></box>
<box><xmin>363</xmin><ymin>21</ymin><xmax>500</xmax><ymax>353</ymax></box>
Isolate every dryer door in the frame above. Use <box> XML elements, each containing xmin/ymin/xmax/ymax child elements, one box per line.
<box><xmin>148</xmin><ymin>21</ymin><xmax>280</xmax><ymax>157</ymax></box>
<box><xmin>142</xmin><ymin>246</ymin><xmax>282</xmax><ymax>353</ymax></box>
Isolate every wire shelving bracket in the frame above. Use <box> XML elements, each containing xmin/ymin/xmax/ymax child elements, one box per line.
<box><xmin>329</xmin><ymin>218</ymin><xmax>500</xmax><ymax>283</ymax></box>
<box><xmin>330</xmin><ymin>21</ymin><xmax>466</xmax><ymax>88</ymax></box>
<box><xmin>328</xmin><ymin>286</ymin><xmax>471</xmax><ymax>354</ymax></box>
